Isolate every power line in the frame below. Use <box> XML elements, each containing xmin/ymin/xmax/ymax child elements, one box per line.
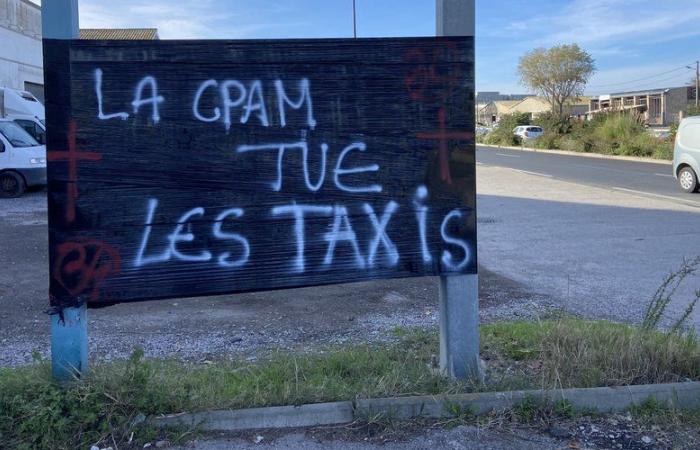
<box><xmin>588</xmin><ymin>71</ymin><xmax>695</xmax><ymax>95</ymax></box>
<box><xmin>586</xmin><ymin>64</ymin><xmax>695</xmax><ymax>89</ymax></box>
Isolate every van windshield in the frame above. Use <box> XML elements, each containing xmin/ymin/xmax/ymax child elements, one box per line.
<box><xmin>0</xmin><ymin>121</ymin><xmax>39</xmax><ymax>148</ymax></box>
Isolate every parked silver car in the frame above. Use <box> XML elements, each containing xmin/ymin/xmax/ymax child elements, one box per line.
<box><xmin>673</xmin><ymin>117</ymin><xmax>700</xmax><ymax>193</ymax></box>
<box><xmin>513</xmin><ymin>126</ymin><xmax>544</xmax><ymax>141</ymax></box>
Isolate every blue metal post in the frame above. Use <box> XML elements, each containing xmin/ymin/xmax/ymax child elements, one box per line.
<box><xmin>42</xmin><ymin>0</ymin><xmax>80</xmax><ymax>40</ymax></box>
<box><xmin>51</xmin><ymin>307</ymin><xmax>88</xmax><ymax>379</ymax></box>
<box><xmin>43</xmin><ymin>0</ymin><xmax>88</xmax><ymax>381</ymax></box>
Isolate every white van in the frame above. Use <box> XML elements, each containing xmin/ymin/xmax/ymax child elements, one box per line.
<box><xmin>0</xmin><ymin>87</ymin><xmax>46</xmax><ymax>145</ymax></box>
<box><xmin>0</xmin><ymin>87</ymin><xmax>44</xmax><ymax>120</ymax></box>
<box><xmin>673</xmin><ymin>116</ymin><xmax>700</xmax><ymax>193</ymax></box>
<box><xmin>0</xmin><ymin>119</ymin><xmax>46</xmax><ymax>198</ymax></box>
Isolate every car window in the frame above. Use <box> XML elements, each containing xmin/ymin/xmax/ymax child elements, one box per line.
<box><xmin>0</xmin><ymin>121</ymin><xmax>39</xmax><ymax>148</ymax></box>
<box><xmin>15</xmin><ymin>120</ymin><xmax>35</xmax><ymax>135</ymax></box>
<box><xmin>13</xmin><ymin>120</ymin><xmax>45</xmax><ymax>145</ymax></box>
<box><xmin>32</xmin><ymin>123</ymin><xmax>46</xmax><ymax>144</ymax></box>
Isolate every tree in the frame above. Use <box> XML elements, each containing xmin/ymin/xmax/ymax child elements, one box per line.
<box><xmin>518</xmin><ymin>44</ymin><xmax>596</xmax><ymax>118</ymax></box>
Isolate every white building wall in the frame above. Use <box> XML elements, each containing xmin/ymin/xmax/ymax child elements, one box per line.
<box><xmin>0</xmin><ymin>0</ymin><xmax>43</xmax><ymax>95</ymax></box>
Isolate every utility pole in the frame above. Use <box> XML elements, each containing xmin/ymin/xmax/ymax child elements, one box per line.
<box><xmin>695</xmin><ymin>61</ymin><xmax>700</xmax><ymax>108</ymax></box>
<box><xmin>352</xmin><ymin>0</ymin><xmax>357</xmax><ymax>38</ymax></box>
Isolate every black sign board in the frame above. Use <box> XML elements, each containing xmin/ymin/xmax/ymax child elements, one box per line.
<box><xmin>44</xmin><ymin>37</ymin><xmax>476</xmax><ymax>309</ymax></box>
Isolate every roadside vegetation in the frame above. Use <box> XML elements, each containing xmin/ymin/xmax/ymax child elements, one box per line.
<box><xmin>1</xmin><ymin>258</ymin><xmax>698</xmax><ymax>449</ymax></box>
<box><xmin>483</xmin><ymin>42</ymin><xmax>697</xmax><ymax>160</ymax></box>
<box><xmin>479</xmin><ymin>111</ymin><xmax>675</xmax><ymax>160</ymax></box>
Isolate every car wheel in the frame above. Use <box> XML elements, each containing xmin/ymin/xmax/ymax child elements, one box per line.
<box><xmin>678</xmin><ymin>166</ymin><xmax>699</xmax><ymax>193</ymax></box>
<box><xmin>0</xmin><ymin>171</ymin><xmax>26</xmax><ymax>198</ymax></box>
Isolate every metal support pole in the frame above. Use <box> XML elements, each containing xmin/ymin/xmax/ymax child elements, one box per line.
<box><xmin>42</xmin><ymin>0</ymin><xmax>80</xmax><ymax>40</ymax></box>
<box><xmin>436</xmin><ymin>0</ymin><xmax>481</xmax><ymax>380</ymax></box>
<box><xmin>43</xmin><ymin>0</ymin><xmax>88</xmax><ymax>381</ymax></box>
<box><xmin>50</xmin><ymin>306</ymin><xmax>88</xmax><ymax>380</ymax></box>
<box><xmin>352</xmin><ymin>0</ymin><xmax>357</xmax><ymax>38</ymax></box>
<box><xmin>695</xmin><ymin>61</ymin><xmax>698</xmax><ymax>108</ymax></box>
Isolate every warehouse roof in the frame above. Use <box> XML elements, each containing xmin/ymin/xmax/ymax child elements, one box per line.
<box><xmin>79</xmin><ymin>28</ymin><xmax>159</xmax><ymax>40</ymax></box>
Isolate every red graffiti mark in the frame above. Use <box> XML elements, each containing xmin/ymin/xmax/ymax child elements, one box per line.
<box><xmin>53</xmin><ymin>238</ymin><xmax>121</xmax><ymax>303</ymax></box>
<box><xmin>417</xmin><ymin>108</ymin><xmax>474</xmax><ymax>185</ymax></box>
<box><xmin>403</xmin><ymin>42</ymin><xmax>462</xmax><ymax>103</ymax></box>
<box><xmin>47</xmin><ymin>121</ymin><xmax>102</xmax><ymax>223</ymax></box>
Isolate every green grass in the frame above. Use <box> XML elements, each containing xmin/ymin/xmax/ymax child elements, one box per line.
<box><xmin>629</xmin><ymin>396</ymin><xmax>700</xmax><ymax>429</ymax></box>
<box><xmin>481</xmin><ymin>320</ymin><xmax>549</xmax><ymax>361</ymax></box>
<box><xmin>2</xmin><ymin>319</ymin><xmax>700</xmax><ymax>449</ymax></box>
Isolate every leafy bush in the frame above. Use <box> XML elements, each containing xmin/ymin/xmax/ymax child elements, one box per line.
<box><xmin>531</xmin><ymin>130</ymin><xmax>561</xmax><ymax>149</ymax></box>
<box><xmin>533</xmin><ymin>111</ymin><xmax>672</xmax><ymax>159</ymax></box>
<box><xmin>532</xmin><ymin>111</ymin><xmax>573</xmax><ymax>135</ymax></box>
<box><xmin>483</xmin><ymin>113</ymin><xmax>530</xmax><ymax>146</ymax></box>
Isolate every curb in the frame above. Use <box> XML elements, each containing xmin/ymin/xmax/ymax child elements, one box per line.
<box><xmin>155</xmin><ymin>401</ymin><xmax>354</xmax><ymax>431</ymax></box>
<box><xmin>478</xmin><ymin>144</ymin><xmax>673</xmax><ymax>166</ymax></box>
<box><xmin>154</xmin><ymin>382</ymin><xmax>700</xmax><ymax>432</ymax></box>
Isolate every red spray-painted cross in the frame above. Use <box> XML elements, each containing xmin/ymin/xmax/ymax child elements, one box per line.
<box><xmin>47</xmin><ymin>121</ymin><xmax>102</xmax><ymax>223</ymax></box>
<box><xmin>416</xmin><ymin>107</ymin><xmax>473</xmax><ymax>185</ymax></box>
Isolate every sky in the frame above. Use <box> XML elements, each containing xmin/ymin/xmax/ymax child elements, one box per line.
<box><xmin>69</xmin><ymin>0</ymin><xmax>700</xmax><ymax>96</ymax></box>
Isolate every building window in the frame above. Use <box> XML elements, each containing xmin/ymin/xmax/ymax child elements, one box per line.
<box><xmin>24</xmin><ymin>82</ymin><xmax>44</xmax><ymax>104</ymax></box>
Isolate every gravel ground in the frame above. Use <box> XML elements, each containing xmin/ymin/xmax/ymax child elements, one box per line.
<box><xmin>0</xmin><ymin>183</ymin><xmax>559</xmax><ymax>367</ymax></box>
<box><xmin>168</xmin><ymin>413</ymin><xmax>700</xmax><ymax>450</ymax></box>
<box><xmin>4</xmin><ymin>162</ymin><xmax>699</xmax><ymax>366</ymax></box>
<box><xmin>171</xmin><ymin>425</ymin><xmax>566</xmax><ymax>450</ymax></box>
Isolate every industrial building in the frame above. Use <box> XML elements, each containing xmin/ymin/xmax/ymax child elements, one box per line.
<box><xmin>0</xmin><ymin>0</ymin><xmax>43</xmax><ymax>101</ymax></box>
<box><xmin>588</xmin><ymin>86</ymin><xmax>697</xmax><ymax>127</ymax></box>
<box><xmin>1</xmin><ymin>0</ymin><xmax>158</xmax><ymax>103</ymax></box>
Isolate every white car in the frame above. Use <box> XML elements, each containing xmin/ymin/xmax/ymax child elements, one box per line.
<box><xmin>513</xmin><ymin>126</ymin><xmax>544</xmax><ymax>141</ymax></box>
<box><xmin>475</xmin><ymin>126</ymin><xmax>491</xmax><ymax>136</ymax></box>
<box><xmin>673</xmin><ymin>117</ymin><xmax>700</xmax><ymax>193</ymax></box>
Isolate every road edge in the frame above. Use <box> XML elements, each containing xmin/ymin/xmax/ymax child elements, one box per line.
<box><xmin>153</xmin><ymin>381</ymin><xmax>700</xmax><ymax>431</ymax></box>
<box><xmin>478</xmin><ymin>144</ymin><xmax>673</xmax><ymax>166</ymax></box>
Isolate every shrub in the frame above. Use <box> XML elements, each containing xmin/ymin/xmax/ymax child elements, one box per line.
<box><xmin>532</xmin><ymin>111</ymin><xmax>573</xmax><ymax>135</ymax></box>
<box><xmin>532</xmin><ymin>131</ymin><xmax>561</xmax><ymax>149</ymax></box>
<box><xmin>484</xmin><ymin>113</ymin><xmax>530</xmax><ymax>146</ymax></box>
<box><xmin>548</xmin><ymin>111</ymin><xmax>673</xmax><ymax>159</ymax></box>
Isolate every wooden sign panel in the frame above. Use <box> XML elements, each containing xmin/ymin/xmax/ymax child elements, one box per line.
<box><xmin>44</xmin><ymin>37</ymin><xmax>476</xmax><ymax>308</ymax></box>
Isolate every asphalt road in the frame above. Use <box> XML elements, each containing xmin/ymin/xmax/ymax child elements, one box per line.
<box><xmin>476</xmin><ymin>146</ymin><xmax>700</xmax><ymax>208</ymax></box>
<box><xmin>476</xmin><ymin>149</ymin><xmax>700</xmax><ymax>330</ymax></box>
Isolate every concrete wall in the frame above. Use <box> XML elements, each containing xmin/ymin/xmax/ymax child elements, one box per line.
<box><xmin>0</xmin><ymin>0</ymin><xmax>43</xmax><ymax>93</ymax></box>
<box><xmin>665</xmin><ymin>87</ymin><xmax>692</xmax><ymax>125</ymax></box>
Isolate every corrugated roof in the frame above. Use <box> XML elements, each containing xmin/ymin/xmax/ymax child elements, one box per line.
<box><xmin>493</xmin><ymin>100</ymin><xmax>521</xmax><ymax>113</ymax></box>
<box><xmin>79</xmin><ymin>28</ymin><xmax>159</xmax><ymax>40</ymax></box>
<box><xmin>607</xmin><ymin>87</ymin><xmax>683</xmax><ymax>97</ymax></box>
